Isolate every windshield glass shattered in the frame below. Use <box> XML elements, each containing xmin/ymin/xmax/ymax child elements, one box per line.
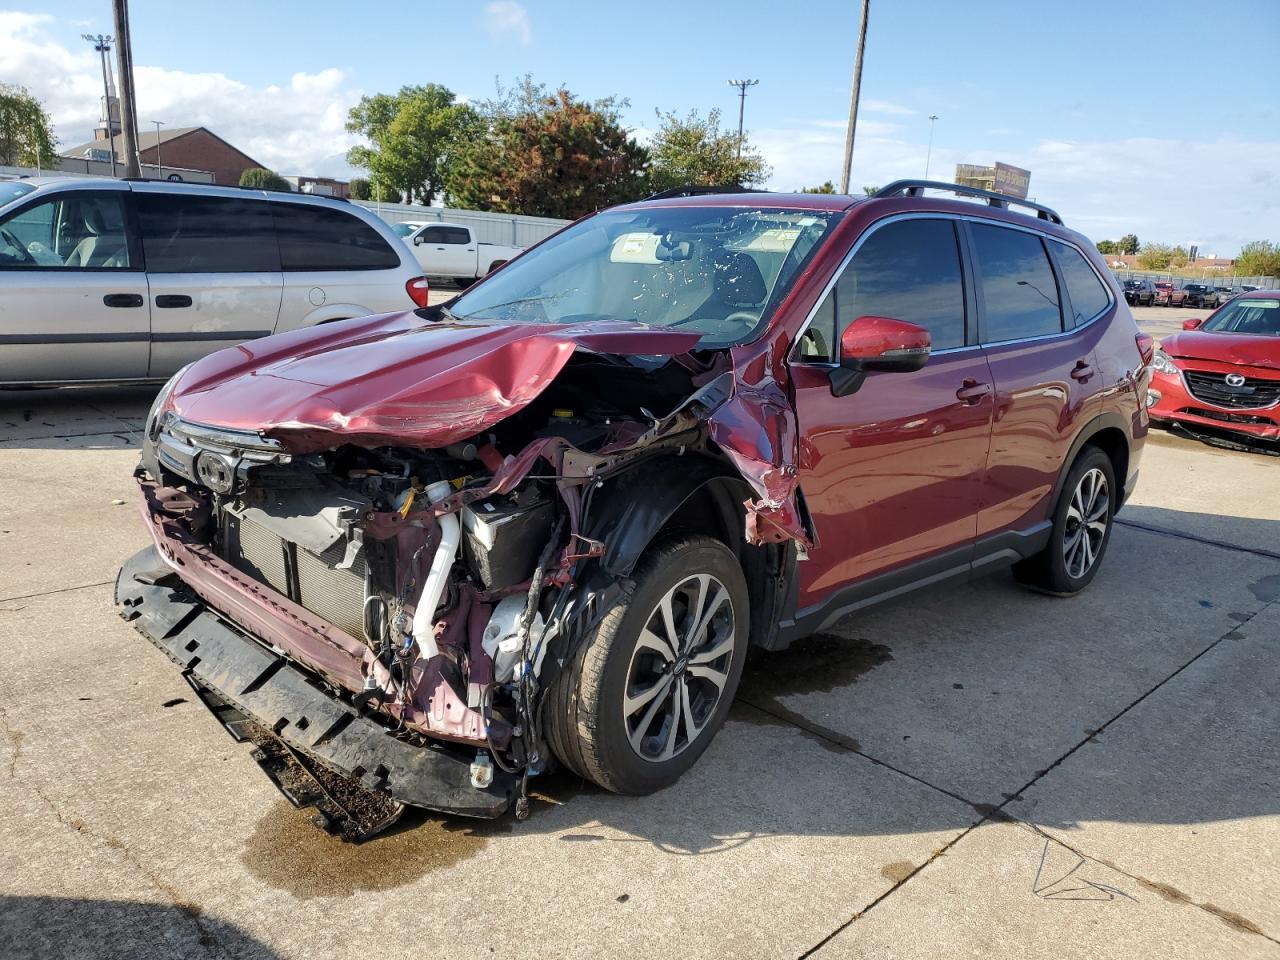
<box><xmin>1201</xmin><ymin>298</ymin><xmax>1280</xmax><ymax>337</ymax></box>
<box><xmin>449</xmin><ymin>206</ymin><xmax>841</xmax><ymax>347</ymax></box>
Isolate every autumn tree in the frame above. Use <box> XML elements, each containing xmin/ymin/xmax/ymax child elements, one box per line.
<box><xmin>648</xmin><ymin>108</ymin><xmax>770</xmax><ymax>192</ymax></box>
<box><xmin>1137</xmin><ymin>242</ymin><xmax>1189</xmax><ymax>271</ymax></box>
<box><xmin>0</xmin><ymin>84</ymin><xmax>57</xmax><ymax>168</ymax></box>
<box><xmin>445</xmin><ymin>83</ymin><xmax>649</xmax><ymax>219</ymax></box>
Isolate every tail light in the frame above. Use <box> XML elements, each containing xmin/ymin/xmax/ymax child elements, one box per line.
<box><xmin>1135</xmin><ymin>332</ymin><xmax>1155</xmax><ymax>366</ymax></box>
<box><xmin>405</xmin><ymin>276</ymin><xmax>430</xmax><ymax>308</ymax></box>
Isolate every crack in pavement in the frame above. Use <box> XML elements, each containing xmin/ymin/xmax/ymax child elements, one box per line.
<box><xmin>0</xmin><ymin>579</ymin><xmax>113</xmax><ymax>605</ymax></box>
<box><xmin>783</xmin><ymin>598</ymin><xmax>1279</xmax><ymax>957</ymax></box>
<box><xmin>1116</xmin><ymin>518</ymin><xmax>1280</xmax><ymax>562</ymax></box>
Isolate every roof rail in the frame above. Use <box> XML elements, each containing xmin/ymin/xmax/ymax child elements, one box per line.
<box><xmin>643</xmin><ymin>185</ymin><xmax>769</xmax><ymax>201</ymax></box>
<box><xmin>120</xmin><ymin>177</ymin><xmax>349</xmax><ymax>200</ymax></box>
<box><xmin>871</xmin><ymin>179</ymin><xmax>1063</xmax><ymax>225</ymax></box>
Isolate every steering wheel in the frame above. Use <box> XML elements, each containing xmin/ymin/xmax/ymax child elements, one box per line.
<box><xmin>0</xmin><ymin>228</ymin><xmax>34</xmax><ymax>265</ymax></box>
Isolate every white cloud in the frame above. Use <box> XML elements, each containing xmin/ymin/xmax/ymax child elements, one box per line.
<box><xmin>754</xmin><ymin>117</ymin><xmax>1280</xmax><ymax>254</ymax></box>
<box><xmin>0</xmin><ymin>12</ymin><xmax>362</xmax><ymax>177</ymax></box>
<box><xmin>484</xmin><ymin>1</ymin><xmax>532</xmax><ymax>45</ymax></box>
<box><xmin>862</xmin><ymin>99</ymin><xmax>916</xmax><ymax>116</ymax></box>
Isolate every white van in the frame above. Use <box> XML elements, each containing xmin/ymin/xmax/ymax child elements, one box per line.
<box><xmin>0</xmin><ymin>178</ymin><xmax>429</xmax><ymax>385</ymax></box>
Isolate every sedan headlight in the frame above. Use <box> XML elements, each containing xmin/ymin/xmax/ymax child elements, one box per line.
<box><xmin>1150</xmin><ymin>349</ymin><xmax>1178</xmax><ymax>376</ymax></box>
<box><xmin>145</xmin><ymin>363</ymin><xmax>193</xmax><ymax>442</ymax></box>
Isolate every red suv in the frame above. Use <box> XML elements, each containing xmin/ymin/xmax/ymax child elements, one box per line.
<box><xmin>1148</xmin><ymin>291</ymin><xmax>1280</xmax><ymax>445</ymax></box>
<box><xmin>117</xmin><ymin>181</ymin><xmax>1149</xmax><ymax>836</ymax></box>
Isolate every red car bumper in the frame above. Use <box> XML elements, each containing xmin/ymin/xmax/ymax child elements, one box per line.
<box><xmin>1148</xmin><ymin>360</ymin><xmax>1280</xmax><ymax>441</ymax></box>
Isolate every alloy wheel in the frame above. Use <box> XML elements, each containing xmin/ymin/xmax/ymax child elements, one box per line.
<box><xmin>1063</xmin><ymin>467</ymin><xmax>1109</xmax><ymax>579</ymax></box>
<box><xmin>622</xmin><ymin>573</ymin><xmax>735</xmax><ymax>763</ymax></box>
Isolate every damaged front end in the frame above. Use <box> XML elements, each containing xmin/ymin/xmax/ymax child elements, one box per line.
<box><xmin>117</xmin><ymin>317</ymin><xmax>809</xmax><ymax>838</ymax></box>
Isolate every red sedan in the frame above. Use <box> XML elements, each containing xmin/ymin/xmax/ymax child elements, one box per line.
<box><xmin>1148</xmin><ymin>291</ymin><xmax>1280</xmax><ymax>444</ymax></box>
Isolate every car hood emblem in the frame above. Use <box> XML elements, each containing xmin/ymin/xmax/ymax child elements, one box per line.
<box><xmin>1225</xmin><ymin>373</ymin><xmax>1247</xmax><ymax>387</ymax></box>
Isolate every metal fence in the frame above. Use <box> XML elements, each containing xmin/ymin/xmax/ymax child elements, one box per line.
<box><xmin>354</xmin><ymin>200</ymin><xmax>570</xmax><ymax>248</ymax></box>
<box><xmin>1108</xmin><ymin>268</ymin><xmax>1277</xmax><ymax>290</ymax></box>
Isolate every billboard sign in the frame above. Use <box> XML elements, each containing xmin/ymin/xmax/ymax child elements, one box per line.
<box><xmin>992</xmin><ymin>162</ymin><xmax>1031</xmax><ymax>199</ymax></box>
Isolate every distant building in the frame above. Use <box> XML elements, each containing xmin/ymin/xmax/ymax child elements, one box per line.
<box><xmin>62</xmin><ymin>126</ymin><xmax>264</xmax><ymax>186</ymax></box>
<box><xmin>285</xmin><ymin>175</ymin><xmax>350</xmax><ymax>199</ymax></box>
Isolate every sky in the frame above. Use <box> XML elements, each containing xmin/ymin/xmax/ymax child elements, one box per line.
<box><xmin>4</xmin><ymin>0</ymin><xmax>1278</xmax><ymax>255</ymax></box>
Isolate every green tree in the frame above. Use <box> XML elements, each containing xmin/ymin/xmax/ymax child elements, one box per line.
<box><xmin>1096</xmin><ymin>239</ymin><xmax>1119</xmax><ymax>255</ymax></box>
<box><xmin>1137</xmin><ymin>242</ymin><xmax>1190</xmax><ymax>271</ymax></box>
<box><xmin>348</xmin><ymin>177</ymin><xmax>372</xmax><ymax>201</ymax></box>
<box><xmin>1119</xmin><ymin>233</ymin><xmax>1139</xmax><ymax>255</ymax></box>
<box><xmin>346</xmin><ymin>84</ymin><xmax>476</xmax><ymax>205</ymax></box>
<box><xmin>239</xmin><ymin>167</ymin><xmax>292</xmax><ymax>191</ymax></box>
<box><xmin>862</xmin><ymin>185</ymin><xmax>880</xmax><ymax>196</ymax></box>
<box><xmin>1235</xmin><ymin>240</ymin><xmax>1280</xmax><ymax>278</ymax></box>
<box><xmin>445</xmin><ymin>84</ymin><xmax>649</xmax><ymax>219</ymax></box>
<box><xmin>802</xmin><ymin>180</ymin><xmax>836</xmax><ymax>194</ymax></box>
<box><xmin>0</xmin><ymin>84</ymin><xmax>57</xmax><ymax>168</ymax></box>
<box><xmin>648</xmin><ymin>107</ymin><xmax>770</xmax><ymax>192</ymax></box>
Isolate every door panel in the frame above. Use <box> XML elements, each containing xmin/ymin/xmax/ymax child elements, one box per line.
<box><xmin>146</xmin><ymin>272</ymin><xmax>281</xmax><ymax>377</ymax></box>
<box><xmin>0</xmin><ymin>190</ymin><xmax>149</xmax><ymax>382</ymax></box>
<box><xmin>416</xmin><ymin>226</ymin><xmax>475</xmax><ymax>277</ymax></box>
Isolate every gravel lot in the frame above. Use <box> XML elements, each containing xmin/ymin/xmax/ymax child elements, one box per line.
<box><xmin>1</xmin><ymin>305</ymin><xmax>1277</xmax><ymax>959</ymax></box>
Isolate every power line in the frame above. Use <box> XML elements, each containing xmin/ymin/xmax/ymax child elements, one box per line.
<box><xmin>727</xmin><ymin>79</ymin><xmax>759</xmax><ymax>159</ymax></box>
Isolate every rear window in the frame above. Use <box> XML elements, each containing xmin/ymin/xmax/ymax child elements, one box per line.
<box><xmin>273</xmin><ymin>204</ymin><xmax>400</xmax><ymax>271</ymax></box>
<box><xmin>970</xmin><ymin>223</ymin><xmax>1063</xmax><ymax>342</ymax></box>
<box><xmin>1051</xmin><ymin>241</ymin><xmax>1111</xmax><ymax>326</ymax></box>
<box><xmin>137</xmin><ymin>193</ymin><xmax>279</xmax><ymax>273</ymax></box>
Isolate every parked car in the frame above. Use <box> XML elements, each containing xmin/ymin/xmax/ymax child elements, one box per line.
<box><xmin>1123</xmin><ymin>277</ymin><xmax>1155</xmax><ymax>306</ymax></box>
<box><xmin>402</xmin><ymin>222</ymin><xmax>522</xmax><ymax>285</ymax></box>
<box><xmin>0</xmin><ymin>179</ymin><xmax>429</xmax><ymax>385</ymax></box>
<box><xmin>1179</xmin><ymin>283</ymin><xmax>1220</xmax><ymax>309</ymax></box>
<box><xmin>1147</xmin><ymin>291</ymin><xmax>1280</xmax><ymax>446</ymax></box>
<box><xmin>1153</xmin><ymin>281</ymin><xmax>1186</xmax><ymax>307</ymax></box>
<box><xmin>390</xmin><ymin>220</ymin><xmax>429</xmax><ymax>239</ymax></box>
<box><xmin>117</xmin><ymin>180</ymin><xmax>1148</xmax><ymax>837</ymax></box>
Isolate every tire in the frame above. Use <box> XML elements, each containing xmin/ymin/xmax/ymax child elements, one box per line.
<box><xmin>543</xmin><ymin>535</ymin><xmax>749</xmax><ymax>795</ymax></box>
<box><xmin>1014</xmin><ymin>445</ymin><xmax>1117</xmax><ymax>596</ymax></box>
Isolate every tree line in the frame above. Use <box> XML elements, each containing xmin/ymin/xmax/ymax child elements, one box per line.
<box><xmin>342</xmin><ymin>77</ymin><xmax>770</xmax><ymax>219</ymax></box>
<box><xmin>1096</xmin><ymin>234</ymin><xmax>1279</xmax><ymax>276</ymax></box>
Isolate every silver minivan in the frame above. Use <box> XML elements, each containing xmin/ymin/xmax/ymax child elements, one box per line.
<box><xmin>0</xmin><ymin>178</ymin><xmax>429</xmax><ymax>384</ymax></box>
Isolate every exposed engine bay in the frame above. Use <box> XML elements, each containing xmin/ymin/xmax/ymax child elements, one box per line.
<box><xmin>129</xmin><ymin>344</ymin><xmax>804</xmax><ymax>836</ymax></box>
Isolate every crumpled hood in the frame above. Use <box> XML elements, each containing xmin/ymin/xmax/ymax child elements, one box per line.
<box><xmin>1162</xmin><ymin>331</ymin><xmax>1280</xmax><ymax>372</ymax></box>
<box><xmin>169</xmin><ymin>311</ymin><xmax>702</xmax><ymax>452</ymax></box>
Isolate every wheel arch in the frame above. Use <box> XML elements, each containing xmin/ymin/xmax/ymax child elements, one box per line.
<box><xmin>1052</xmin><ymin>412</ymin><xmax>1132</xmax><ymax>512</ymax></box>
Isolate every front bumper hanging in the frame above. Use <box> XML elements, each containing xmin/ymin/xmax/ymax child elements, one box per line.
<box><xmin>115</xmin><ymin>546</ymin><xmax>516</xmax><ymax>831</ymax></box>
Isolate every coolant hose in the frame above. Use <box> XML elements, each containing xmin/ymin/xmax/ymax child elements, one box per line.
<box><xmin>411</xmin><ymin>480</ymin><xmax>460</xmax><ymax>660</ymax></box>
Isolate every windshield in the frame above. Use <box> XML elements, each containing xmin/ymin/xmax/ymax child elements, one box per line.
<box><xmin>0</xmin><ymin>181</ymin><xmax>36</xmax><ymax>210</ymax></box>
<box><xmin>1200</xmin><ymin>298</ymin><xmax>1280</xmax><ymax>337</ymax></box>
<box><xmin>391</xmin><ymin>222</ymin><xmax>419</xmax><ymax>238</ymax></box>
<box><xmin>448</xmin><ymin>206</ymin><xmax>841</xmax><ymax>347</ymax></box>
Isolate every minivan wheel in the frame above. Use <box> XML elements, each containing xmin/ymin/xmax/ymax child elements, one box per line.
<box><xmin>1014</xmin><ymin>446</ymin><xmax>1116</xmax><ymax>596</ymax></box>
<box><xmin>543</xmin><ymin>535</ymin><xmax>749</xmax><ymax>795</ymax></box>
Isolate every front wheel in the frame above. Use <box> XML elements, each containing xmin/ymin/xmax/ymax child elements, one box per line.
<box><xmin>1014</xmin><ymin>446</ymin><xmax>1116</xmax><ymax>595</ymax></box>
<box><xmin>543</xmin><ymin>536</ymin><xmax>749</xmax><ymax>795</ymax></box>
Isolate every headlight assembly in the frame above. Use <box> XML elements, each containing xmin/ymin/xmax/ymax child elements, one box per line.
<box><xmin>1150</xmin><ymin>349</ymin><xmax>1178</xmax><ymax>376</ymax></box>
<box><xmin>145</xmin><ymin>363</ymin><xmax>193</xmax><ymax>442</ymax></box>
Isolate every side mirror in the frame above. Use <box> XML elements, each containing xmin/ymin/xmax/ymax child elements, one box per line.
<box><xmin>830</xmin><ymin>316</ymin><xmax>931</xmax><ymax>397</ymax></box>
<box><xmin>413</xmin><ymin>234</ymin><xmax>424</xmax><ymax>245</ymax></box>
<box><xmin>1182</xmin><ymin>317</ymin><xmax>1203</xmax><ymax>330</ymax></box>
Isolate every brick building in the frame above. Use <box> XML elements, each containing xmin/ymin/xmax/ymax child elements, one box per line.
<box><xmin>62</xmin><ymin>126</ymin><xmax>265</xmax><ymax>186</ymax></box>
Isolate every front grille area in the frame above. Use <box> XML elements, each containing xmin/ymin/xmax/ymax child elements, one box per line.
<box><xmin>222</xmin><ymin>512</ymin><xmax>367</xmax><ymax>640</ymax></box>
<box><xmin>1183</xmin><ymin>370</ymin><xmax>1280</xmax><ymax>409</ymax></box>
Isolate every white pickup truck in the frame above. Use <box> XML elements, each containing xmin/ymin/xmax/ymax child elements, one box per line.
<box><xmin>397</xmin><ymin>221</ymin><xmax>523</xmax><ymax>285</ymax></box>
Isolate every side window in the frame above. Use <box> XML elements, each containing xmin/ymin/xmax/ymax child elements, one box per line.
<box><xmin>800</xmin><ymin>218</ymin><xmax>967</xmax><ymax>360</ymax></box>
<box><xmin>443</xmin><ymin>227</ymin><xmax>471</xmax><ymax>245</ymax></box>
<box><xmin>275</xmin><ymin>205</ymin><xmax>401</xmax><ymax>271</ymax></box>
<box><xmin>137</xmin><ymin>194</ymin><xmax>279</xmax><ymax>273</ymax></box>
<box><xmin>0</xmin><ymin>193</ymin><xmax>131</xmax><ymax>269</ymax></box>
<box><xmin>419</xmin><ymin>226</ymin><xmax>448</xmax><ymax>244</ymax></box>
<box><xmin>970</xmin><ymin>223</ymin><xmax>1062</xmax><ymax>342</ymax></box>
<box><xmin>1051</xmin><ymin>241</ymin><xmax>1111</xmax><ymax>326</ymax></box>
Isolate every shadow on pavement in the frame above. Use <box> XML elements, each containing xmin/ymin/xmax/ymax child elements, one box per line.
<box><xmin>0</xmin><ymin>895</ymin><xmax>280</xmax><ymax>960</ymax></box>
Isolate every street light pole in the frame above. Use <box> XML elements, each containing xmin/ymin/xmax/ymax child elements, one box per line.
<box><xmin>727</xmin><ymin>79</ymin><xmax>759</xmax><ymax>159</ymax></box>
<box><xmin>839</xmin><ymin>0</ymin><xmax>871</xmax><ymax>194</ymax></box>
<box><xmin>152</xmin><ymin>120</ymin><xmax>165</xmax><ymax>179</ymax></box>
<box><xmin>81</xmin><ymin>33</ymin><xmax>117</xmax><ymax>178</ymax></box>
<box><xmin>924</xmin><ymin>114</ymin><xmax>939</xmax><ymax>180</ymax></box>
<box><xmin>110</xmin><ymin>0</ymin><xmax>142</xmax><ymax>178</ymax></box>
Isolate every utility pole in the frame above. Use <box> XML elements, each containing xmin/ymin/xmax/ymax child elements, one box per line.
<box><xmin>111</xmin><ymin>0</ymin><xmax>142</xmax><ymax>178</ymax></box>
<box><xmin>81</xmin><ymin>33</ymin><xmax>117</xmax><ymax>177</ymax></box>
<box><xmin>152</xmin><ymin>120</ymin><xmax>165</xmax><ymax>179</ymax></box>
<box><xmin>924</xmin><ymin>114</ymin><xmax>939</xmax><ymax>179</ymax></box>
<box><xmin>839</xmin><ymin>0</ymin><xmax>871</xmax><ymax>194</ymax></box>
<box><xmin>727</xmin><ymin>79</ymin><xmax>759</xmax><ymax>159</ymax></box>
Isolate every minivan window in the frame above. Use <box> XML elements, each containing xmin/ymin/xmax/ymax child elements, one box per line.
<box><xmin>273</xmin><ymin>204</ymin><xmax>400</xmax><ymax>271</ymax></box>
<box><xmin>0</xmin><ymin>192</ymin><xmax>131</xmax><ymax>269</ymax></box>
<box><xmin>1051</xmin><ymin>241</ymin><xmax>1111</xmax><ymax>326</ymax></box>
<box><xmin>970</xmin><ymin>223</ymin><xmax>1062</xmax><ymax>342</ymax></box>
<box><xmin>799</xmin><ymin>218</ymin><xmax>967</xmax><ymax>359</ymax></box>
<box><xmin>137</xmin><ymin>194</ymin><xmax>279</xmax><ymax>273</ymax></box>
<box><xmin>0</xmin><ymin>181</ymin><xmax>36</xmax><ymax>209</ymax></box>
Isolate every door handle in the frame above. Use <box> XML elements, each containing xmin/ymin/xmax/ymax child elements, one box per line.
<box><xmin>102</xmin><ymin>293</ymin><xmax>144</xmax><ymax>308</ymax></box>
<box><xmin>155</xmin><ymin>294</ymin><xmax>193</xmax><ymax>309</ymax></box>
<box><xmin>955</xmin><ymin>378</ymin><xmax>992</xmax><ymax>404</ymax></box>
<box><xmin>1070</xmin><ymin>361</ymin><xmax>1095</xmax><ymax>382</ymax></box>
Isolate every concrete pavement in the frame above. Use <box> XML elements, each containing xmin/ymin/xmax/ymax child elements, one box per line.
<box><xmin>1</xmin><ymin>378</ymin><xmax>1277</xmax><ymax>960</ymax></box>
